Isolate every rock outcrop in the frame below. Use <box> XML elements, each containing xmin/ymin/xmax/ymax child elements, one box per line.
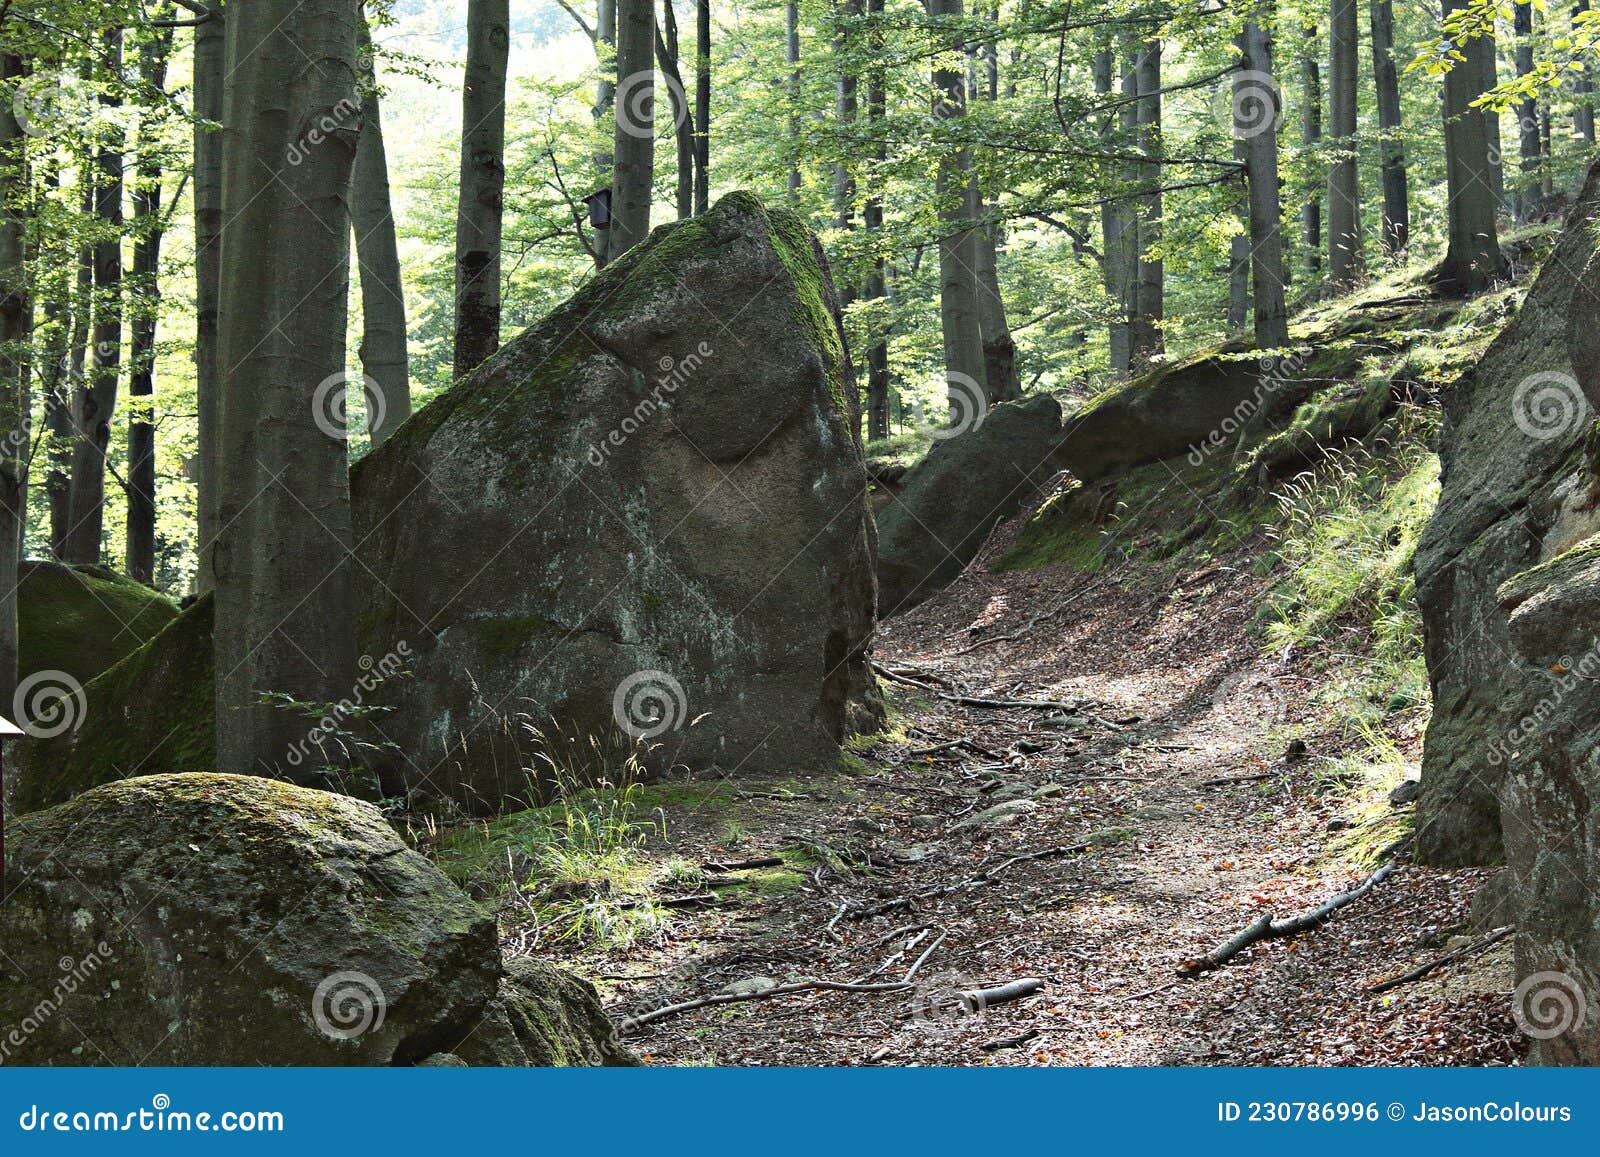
<box><xmin>1416</xmin><ymin>162</ymin><xmax>1600</xmax><ymax>868</ymax></box>
<box><xmin>17</xmin><ymin>193</ymin><xmax>884</xmax><ymax>815</ymax></box>
<box><xmin>0</xmin><ymin>774</ymin><xmax>634</xmax><ymax>1065</ymax></box>
<box><xmin>17</xmin><ymin>560</ymin><xmax>176</xmax><ymax>689</ymax></box>
<box><xmin>875</xmin><ymin>395</ymin><xmax>1063</xmax><ymax>616</ymax></box>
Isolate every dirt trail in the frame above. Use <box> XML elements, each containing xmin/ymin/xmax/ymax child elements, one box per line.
<box><xmin>537</xmin><ymin>525</ymin><xmax>1523</xmax><ymax>1066</ymax></box>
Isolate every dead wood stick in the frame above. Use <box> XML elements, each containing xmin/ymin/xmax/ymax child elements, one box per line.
<box><xmin>960</xmin><ymin>977</ymin><xmax>1046</xmax><ymax>1010</ymax></box>
<box><xmin>703</xmin><ymin>856</ymin><xmax>786</xmax><ymax>872</ymax></box>
<box><xmin>954</xmin><ymin>579</ymin><xmax>1109</xmax><ymax>654</ymax></box>
<box><xmin>1177</xmin><ymin>863</ymin><xmax>1398</xmax><ymax>978</ymax></box>
<box><xmin>1368</xmin><ymin>925</ymin><xmax>1514</xmax><ymax>994</ymax></box>
<box><xmin>945</xmin><ymin>694</ymin><xmax>1083</xmax><ymax>711</ymax></box>
<box><xmin>1201</xmin><ymin>772</ymin><xmax>1277</xmax><ymax>787</ymax></box>
<box><xmin>980</xmin><ymin>1028</ymin><xmax>1040</xmax><ymax>1052</ymax></box>
<box><xmin>618</xmin><ymin>979</ymin><xmax>911</xmax><ymax>1032</ymax></box>
<box><xmin>902</xmin><ymin>929</ymin><xmax>949</xmax><ymax>983</ymax></box>
<box><xmin>846</xmin><ymin>841</ymin><xmax>1096</xmax><ymax>921</ymax></box>
<box><xmin>872</xmin><ymin>662</ymin><xmax>958</xmax><ymax>688</ymax></box>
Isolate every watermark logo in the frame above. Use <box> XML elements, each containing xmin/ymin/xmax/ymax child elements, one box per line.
<box><xmin>1512</xmin><ymin>970</ymin><xmax>1588</xmax><ymax>1041</ymax></box>
<box><xmin>13</xmin><ymin>670</ymin><xmax>86</xmax><ymax>739</ymax></box>
<box><xmin>615</xmin><ymin>69</ymin><xmax>687</xmax><ymax>139</ymax></box>
<box><xmin>909</xmin><ymin>971</ymin><xmax>987</xmax><ymax>1028</ymax></box>
<box><xmin>312</xmin><ymin>971</ymin><xmax>386</xmax><ymax>1040</ymax></box>
<box><xmin>1511</xmin><ymin>371</ymin><xmax>1588</xmax><ymax>441</ymax></box>
<box><xmin>0</xmin><ymin>944</ymin><xmax>115</xmax><ymax>1065</ymax></box>
<box><xmin>1216</xmin><ymin>71</ymin><xmax>1283</xmax><ymax>140</ymax></box>
<box><xmin>612</xmin><ymin>670</ymin><xmax>688</xmax><ymax>739</ymax></box>
<box><xmin>285</xmin><ymin>97</ymin><xmax>361</xmax><ymax>167</ymax></box>
<box><xmin>586</xmin><ymin>343</ymin><xmax>713</xmax><ymax>467</ymax></box>
<box><xmin>312</xmin><ymin>371</ymin><xmax>384</xmax><ymax>442</ymax></box>
<box><xmin>912</xmin><ymin>371</ymin><xmax>988</xmax><ymax>440</ymax></box>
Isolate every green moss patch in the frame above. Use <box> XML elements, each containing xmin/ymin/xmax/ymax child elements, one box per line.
<box><xmin>18</xmin><ymin>560</ymin><xmax>177</xmax><ymax>686</ymax></box>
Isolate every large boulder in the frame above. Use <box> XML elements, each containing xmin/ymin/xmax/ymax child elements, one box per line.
<box><xmin>17</xmin><ymin>560</ymin><xmax>176</xmax><ymax>690</ymax></box>
<box><xmin>0</xmin><ymin>773</ymin><xmax>633</xmax><ymax>1066</ymax></box>
<box><xmin>875</xmin><ymin>394</ymin><xmax>1063</xmax><ymax>616</ymax></box>
<box><xmin>1415</xmin><ymin>160</ymin><xmax>1600</xmax><ymax>867</ymax></box>
<box><xmin>349</xmin><ymin>191</ymin><xmax>883</xmax><ymax>809</ymax></box>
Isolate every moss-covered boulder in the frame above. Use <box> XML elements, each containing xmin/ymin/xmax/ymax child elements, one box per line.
<box><xmin>14</xmin><ymin>596</ymin><xmax>215</xmax><ymax>813</ymax></box>
<box><xmin>0</xmin><ymin>774</ymin><xmax>633</xmax><ymax>1066</ymax></box>
<box><xmin>1415</xmin><ymin>159</ymin><xmax>1600</xmax><ymax>868</ymax></box>
<box><xmin>875</xmin><ymin>395</ymin><xmax>1064</xmax><ymax>616</ymax></box>
<box><xmin>17</xmin><ymin>560</ymin><xmax>176</xmax><ymax>689</ymax></box>
<box><xmin>348</xmin><ymin>191</ymin><xmax>883</xmax><ymax>809</ymax></box>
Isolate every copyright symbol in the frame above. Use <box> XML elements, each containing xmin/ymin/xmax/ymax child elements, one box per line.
<box><xmin>1387</xmin><ymin>1102</ymin><xmax>1405</xmax><ymax>1121</ymax></box>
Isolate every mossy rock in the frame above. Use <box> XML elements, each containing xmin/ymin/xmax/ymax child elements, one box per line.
<box><xmin>14</xmin><ymin>595</ymin><xmax>215</xmax><ymax>812</ymax></box>
<box><xmin>17</xmin><ymin>559</ymin><xmax>177</xmax><ymax>688</ymax></box>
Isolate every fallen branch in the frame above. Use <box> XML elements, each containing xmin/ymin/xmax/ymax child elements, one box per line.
<box><xmin>845</xmin><ymin>841</ymin><xmax>1095</xmax><ymax>921</ymax></box>
<box><xmin>902</xmin><ymin>929</ymin><xmax>949</xmax><ymax>983</ymax></box>
<box><xmin>961</xmin><ymin>977</ymin><xmax>1046</xmax><ymax>1010</ymax></box>
<box><xmin>619</xmin><ymin>979</ymin><xmax>910</xmax><ymax>1032</ymax></box>
<box><xmin>703</xmin><ymin>856</ymin><xmax>785</xmax><ymax>872</ymax></box>
<box><xmin>944</xmin><ymin>694</ymin><xmax>1082</xmax><ymax>711</ymax></box>
<box><xmin>980</xmin><ymin>1028</ymin><xmax>1040</xmax><ymax>1051</ymax></box>
<box><xmin>1201</xmin><ymin>772</ymin><xmax>1277</xmax><ymax>787</ymax></box>
<box><xmin>954</xmin><ymin>578</ymin><xmax>1109</xmax><ymax>654</ymax></box>
<box><xmin>1368</xmin><ymin>925</ymin><xmax>1514</xmax><ymax>994</ymax></box>
<box><xmin>1176</xmin><ymin>863</ymin><xmax>1398</xmax><ymax>978</ymax></box>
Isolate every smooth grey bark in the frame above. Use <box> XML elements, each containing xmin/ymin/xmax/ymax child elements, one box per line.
<box><xmin>1369</xmin><ymin>0</ymin><xmax>1409</xmax><ymax>253</ymax></box>
<box><xmin>864</xmin><ymin>0</ymin><xmax>889</xmax><ymax>441</ymax></box>
<box><xmin>1514</xmin><ymin>1</ymin><xmax>1541</xmax><ymax>219</ymax></box>
<box><xmin>1577</xmin><ymin>0</ymin><xmax>1596</xmax><ymax>144</ymax></box>
<box><xmin>835</xmin><ymin>0</ymin><xmax>861</xmax><ymax>295</ymax></box>
<box><xmin>352</xmin><ymin>12</ymin><xmax>411</xmax><ymax>445</ymax></box>
<box><xmin>786</xmin><ymin>0</ymin><xmax>801</xmax><ymax>201</ymax></box>
<box><xmin>611</xmin><ymin>0</ymin><xmax>654</xmax><ymax>252</ymax></box>
<box><xmin>656</xmin><ymin>9</ymin><xmax>694</xmax><ymax>220</ymax></box>
<box><xmin>694</xmin><ymin>0</ymin><xmax>711</xmax><ymax>214</ymax></box>
<box><xmin>453</xmin><ymin>0</ymin><xmax>509</xmax><ymax>377</ymax></box>
<box><xmin>41</xmin><ymin>168</ymin><xmax>77</xmax><ymax>557</ymax></box>
<box><xmin>1240</xmin><ymin>19</ymin><xmax>1289</xmax><ymax>349</ymax></box>
<box><xmin>0</xmin><ymin>53</ymin><xmax>26</xmax><ymax>710</ymax></box>
<box><xmin>64</xmin><ymin>29</ymin><xmax>123</xmax><ymax>566</ymax></box>
<box><xmin>929</xmin><ymin>0</ymin><xmax>987</xmax><ymax>409</ymax></box>
<box><xmin>1131</xmin><ymin>36</ymin><xmax>1164</xmax><ymax>364</ymax></box>
<box><xmin>593</xmin><ymin>0</ymin><xmax>617</xmax><ymax>266</ymax></box>
<box><xmin>127</xmin><ymin>28</ymin><xmax>174</xmax><ymax>587</ymax></box>
<box><xmin>194</xmin><ymin>2</ymin><xmax>223</xmax><ymax>591</ymax></box>
<box><xmin>972</xmin><ymin>0</ymin><xmax>1018</xmax><ymax>400</ymax></box>
<box><xmin>1228</xmin><ymin>134</ymin><xmax>1250</xmax><ymax>332</ymax></box>
<box><xmin>1441</xmin><ymin>0</ymin><xmax>1508</xmax><ymax>291</ymax></box>
<box><xmin>1480</xmin><ymin>30</ymin><xmax>1506</xmax><ymax>208</ymax></box>
<box><xmin>1300</xmin><ymin>26</ymin><xmax>1322</xmax><ymax>275</ymax></box>
<box><xmin>214</xmin><ymin>0</ymin><xmax>362</xmax><ymax>784</ymax></box>
<box><xmin>1095</xmin><ymin>45</ymin><xmax>1134</xmax><ymax>377</ymax></box>
<box><xmin>1327</xmin><ymin>0</ymin><xmax>1362</xmax><ymax>285</ymax></box>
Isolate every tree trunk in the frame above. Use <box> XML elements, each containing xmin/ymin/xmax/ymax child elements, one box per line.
<box><xmin>64</xmin><ymin>29</ymin><xmax>123</xmax><ymax>566</ymax></box>
<box><xmin>193</xmin><ymin>1</ymin><xmax>224</xmax><ymax>591</ymax></box>
<box><xmin>972</xmin><ymin>0</ymin><xmax>1018</xmax><ymax>401</ymax></box>
<box><xmin>1300</xmin><ymin>26</ymin><xmax>1322</xmax><ymax>276</ymax></box>
<box><xmin>127</xmin><ymin>29</ymin><xmax>174</xmax><ymax>587</ymax></box>
<box><xmin>593</xmin><ymin>0</ymin><xmax>617</xmax><ymax>266</ymax></box>
<box><xmin>1369</xmin><ymin>0</ymin><xmax>1409</xmax><ymax>253</ymax></box>
<box><xmin>1131</xmin><ymin>36</ymin><xmax>1164</xmax><ymax>365</ymax></box>
<box><xmin>41</xmin><ymin>168</ymin><xmax>76</xmax><ymax>559</ymax></box>
<box><xmin>351</xmin><ymin>11</ymin><xmax>412</xmax><ymax>445</ymax></box>
<box><xmin>694</xmin><ymin>0</ymin><xmax>711</xmax><ymax>214</ymax></box>
<box><xmin>1228</xmin><ymin>133</ymin><xmax>1250</xmax><ymax>332</ymax></box>
<box><xmin>1480</xmin><ymin>30</ymin><xmax>1506</xmax><ymax>209</ymax></box>
<box><xmin>0</xmin><ymin>53</ymin><xmax>27</xmax><ymax>711</ymax></box>
<box><xmin>453</xmin><ymin>0</ymin><xmax>509</xmax><ymax>377</ymax></box>
<box><xmin>611</xmin><ymin>0</ymin><xmax>654</xmax><ymax>252</ymax></box>
<box><xmin>929</xmin><ymin>0</ymin><xmax>986</xmax><ymax>411</ymax></box>
<box><xmin>1441</xmin><ymin>0</ymin><xmax>1508</xmax><ymax>291</ymax></box>
<box><xmin>214</xmin><ymin>0</ymin><xmax>363</xmax><ymax>786</ymax></box>
<box><xmin>863</xmin><ymin>0</ymin><xmax>889</xmax><ymax>441</ymax></box>
<box><xmin>1576</xmin><ymin>0</ymin><xmax>1596</xmax><ymax>144</ymax></box>
<box><xmin>1514</xmin><ymin>1</ymin><xmax>1540</xmax><ymax>220</ymax></box>
<box><xmin>786</xmin><ymin>0</ymin><xmax>801</xmax><ymax>201</ymax></box>
<box><xmin>656</xmin><ymin>9</ymin><xmax>694</xmax><ymax>220</ymax></box>
<box><xmin>1095</xmin><ymin>45</ymin><xmax>1134</xmax><ymax>377</ymax></box>
<box><xmin>834</xmin><ymin>0</ymin><xmax>860</xmax><ymax>312</ymax></box>
<box><xmin>1241</xmin><ymin>19</ymin><xmax>1289</xmax><ymax>349</ymax></box>
<box><xmin>1327</xmin><ymin>0</ymin><xmax>1362</xmax><ymax>286</ymax></box>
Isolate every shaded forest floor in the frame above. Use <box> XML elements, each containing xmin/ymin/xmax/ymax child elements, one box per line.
<box><xmin>444</xmin><ymin>495</ymin><xmax>1522</xmax><ymax>1066</ymax></box>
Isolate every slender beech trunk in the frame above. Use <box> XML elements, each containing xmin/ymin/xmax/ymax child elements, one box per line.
<box><xmin>1240</xmin><ymin>18</ymin><xmax>1289</xmax><ymax>349</ymax></box>
<box><xmin>1095</xmin><ymin>45</ymin><xmax>1134</xmax><ymax>377</ymax></box>
<box><xmin>351</xmin><ymin>12</ymin><xmax>411</xmax><ymax>444</ymax></box>
<box><xmin>611</xmin><ymin>0</ymin><xmax>654</xmax><ymax>252</ymax></box>
<box><xmin>1481</xmin><ymin>31</ymin><xmax>1506</xmax><ymax>209</ymax></box>
<box><xmin>0</xmin><ymin>53</ymin><xmax>26</xmax><ymax>711</ymax></box>
<box><xmin>126</xmin><ymin>28</ymin><xmax>174</xmax><ymax>587</ymax></box>
<box><xmin>1369</xmin><ymin>0</ymin><xmax>1408</xmax><ymax>253</ymax></box>
<box><xmin>972</xmin><ymin>0</ymin><xmax>1018</xmax><ymax>400</ymax></box>
<box><xmin>1131</xmin><ymin>36</ymin><xmax>1164</xmax><ymax>364</ymax></box>
<box><xmin>1301</xmin><ymin>26</ymin><xmax>1322</xmax><ymax>276</ymax></box>
<box><xmin>1514</xmin><ymin>2</ymin><xmax>1540</xmax><ymax>219</ymax></box>
<box><xmin>593</xmin><ymin>0</ymin><xmax>617</xmax><ymax>266</ymax></box>
<box><xmin>929</xmin><ymin>0</ymin><xmax>986</xmax><ymax>409</ymax></box>
<box><xmin>453</xmin><ymin>0</ymin><xmax>509</xmax><ymax>377</ymax></box>
<box><xmin>694</xmin><ymin>0</ymin><xmax>711</xmax><ymax>214</ymax></box>
<box><xmin>1577</xmin><ymin>0</ymin><xmax>1596</xmax><ymax>144</ymax></box>
<box><xmin>1440</xmin><ymin>0</ymin><xmax>1508</xmax><ymax>291</ymax></box>
<box><xmin>863</xmin><ymin>0</ymin><xmax>889</xmax><ymax>440</ymax></box>
<box><xmin>1327</xmin><ymin>0</ymin><xmax>1362</xmax><ymax>286</ymax></box>
<box><xmin>834</xmin><ymin>0</ymin><xmax>861</xmax><ymax>309</ymax></box>
<box><xmin>193</xmin><ymin>2</ymin><xmax>223</xmax><ymax>591</ymax></box>
<box><xmin>41</xmin><ymin>167</ymin><xmax>75</xmax><ymax>558</ymax></box>
<box><xmin>786</xmin><ymin>0</ymin><xmax>801</xmax><ymax>201</ymax></box>
<box><xmin>64</xmin><ymin>29</ymin><xmax>123</xmax><ymax>566</ymax></box>
<box><xmin>215</xmin><ymin>0</ymin><xmax>363</xmax><ymax>784</ymax></box>
<box><xmin>656</xmin><ymin>9</ymin><xmax>695</xmax><ymax>221</ymax></box>
<box><xmin>1228</xmin><ymin>133</ymin><xmax>1250</xmax><ymax>333</ymax></box>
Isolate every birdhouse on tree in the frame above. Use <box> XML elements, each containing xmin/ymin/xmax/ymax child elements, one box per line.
<box><xmin>584</xmin><ymin>187</ymin><xmax>612</xmax><ymax>230</ymax></box>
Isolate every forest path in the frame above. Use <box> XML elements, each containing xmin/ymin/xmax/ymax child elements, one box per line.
<box><xmin>562</xmin><ymin>527</ymin><xmax>1522</xmax><ymax>1065</ymax></box>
